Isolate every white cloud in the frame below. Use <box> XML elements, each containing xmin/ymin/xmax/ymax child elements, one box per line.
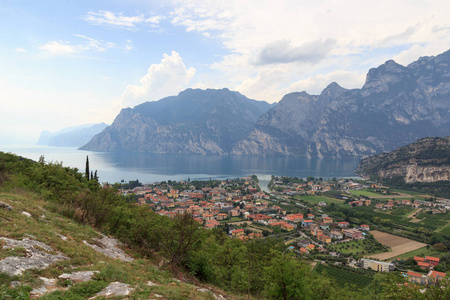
<box><xmin>125</xmin><ymin>40</ymin><xmax>133</xmax><ymax>51</ymax></box>
<box><xmin>38</xmin><ymin>41</ymin><xmax>80</xmax><ymax>55</ymax></box>
<box><xmin>84</xmin><ymin>10</ymin><xmax>164</xmax><ymax>31</ymax></box>
<box><xmin>146</xmin><ymin>15</ymin><xmax>164</xmax><ymax>25</ymax></box>
<box><xmin>251</xmin><ymin>39</ymin><xmax>337</xmax><ymax>65</ymax></box>
<box><xmin>234</xmin><ymin>68</ymin><xmax>365</xmax><ymax>102</ymax></box>
<box><xmin>392</xmin><ymin>41</ymin><xmax>450</xmax><ymax>66</ymax></box>
<box><xmin>38</xmin><ymin>35</ymin><xmax>121</xmax><ymax>55</ymax></box>
<box><xmin>14</xmin><ymin>48</ymin><xmax>26</xmax><ymax>53</ymax></box>
<box><xmin>285</xmin><ymin>70</ymin><xmax>366</xmax><ymax>95</ymax></box>
<box><xmin>121</xmin><ymin>51</ymin><xmax>196</xmax><ymax>107</ymax></box>
<box><xmin>169</xmin><ymin>0</ymin><xmax>450</xmax><ymax>101</ymax></box>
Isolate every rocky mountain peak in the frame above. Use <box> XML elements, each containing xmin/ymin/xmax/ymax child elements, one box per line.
<box><xmin>320</xmin><ymin>82</ymin><xmax>347</xmax><ymax>99</ymax></box>
<box><xmin>362</xmin><ymin>59</ymin><xmax>411</xmax><ymax>95</ymax></box>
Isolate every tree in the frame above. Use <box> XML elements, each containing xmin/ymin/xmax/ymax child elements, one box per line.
<box><xmin>159</xmin><ymin>213</ymin><xmax>202</xmax><ymax>271</ymax></box>
<box><xmin>85</xmin><ymin>156</ymin><xmax>90</xmax><ymax>180</ymax></box>
<box><xmin>263</xmin><ymin>250</ymin><xmax>315</xmax><ymax>300</ymax></box>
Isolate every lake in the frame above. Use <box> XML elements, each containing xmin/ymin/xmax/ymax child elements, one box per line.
<box><xmin>1</xmin><ymin>145</ymin><xmax>361</xmax><ymax>189</ymax></box>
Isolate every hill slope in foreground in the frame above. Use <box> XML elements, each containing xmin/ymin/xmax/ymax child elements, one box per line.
<box><xmin>0</xmin><ymin>193</ymin><xmax>226</xmax><ymax>299</ymax></box>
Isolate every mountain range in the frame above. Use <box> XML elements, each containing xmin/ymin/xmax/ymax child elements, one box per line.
<box><xmin>38</xmin><ymin>123</ymin><xmax>108</xmax><ymax>147</ymax></box>
<box><xmin>80</xmin><ymin>89</ymin><xmax>274</xmax><ymax>154</ymax></box>
<box><xmin>81</xmin><ymin>49</ymin><xmax>450</xmax><ymax>158</ymax></box>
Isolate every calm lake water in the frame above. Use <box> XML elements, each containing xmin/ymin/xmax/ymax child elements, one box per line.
<box><xmin>1</xmin><ymin>145</ymin><xmax>360</xmax><ymax>189</ymax></box>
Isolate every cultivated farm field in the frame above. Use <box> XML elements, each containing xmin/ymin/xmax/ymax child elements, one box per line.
<box><xmin>365</xmin><ymin>230</ymin><xmax>426</xmax><ymax>260</ymax></box>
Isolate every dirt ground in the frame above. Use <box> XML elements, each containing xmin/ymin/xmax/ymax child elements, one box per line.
<box><xmin>407</xmin><ymin>208</ymin><xmax>422</xmax><ymax>223</ymax></box>
<box><xmin>365</xmin><ymin>230</ymin><xmax>426</xmax><ymax>261</ymax></box>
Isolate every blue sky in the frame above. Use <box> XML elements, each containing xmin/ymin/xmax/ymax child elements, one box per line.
<box><xmin>1</xmin><ymin>0</ymin><xmax>449</xmax><ymax>144</ymax></box>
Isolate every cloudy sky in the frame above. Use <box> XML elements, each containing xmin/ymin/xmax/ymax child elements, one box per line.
<box><xmin>1</xmin><ymin>0</ymin><xmax>449</xmax><ymax>144</ymax></box>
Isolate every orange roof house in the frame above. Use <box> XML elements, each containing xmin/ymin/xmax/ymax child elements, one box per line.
<box><xmin>407</xmin><ymin>271</ymin><xmax>429</xmax><ymax>285</ymax></box>
<box><xmin>306</xmin><ymin>244</ymin><xmax>315</xmax><ymax>251</ymax></box>
<box><xmin>361</xmin><ymin>224</ymin><xmax>370</xmax><ymax>231</ymax></box>
<box><xmin>317</xmin><ymin>233</ymin><xmax>331</xmax><ymax>244</ymax></box>
<box><xmin>414</xmin><ymin>256</ymin><xmax>425</xmax><ymax>262</ymax></box>
<box><xmin>299</xmin><ymin>247</ymin><xmax>309</xmax><ymax>254</ymax></box>
<box><xmin>338</xmin><ymin>222</ymin><xmax>349</xmax><ymax>228</ymax></box>
<box><xmin>281</xmin><ymin>223</ymin><xmax>295</xmax><ymax>231</ymax></box>
<box><xmin>323</xmin><ymin>217</ymin><xmax>333</xmax><ymax>224</ymax></box>
<box><xmin>425</xmin><ymin>256</ymin><xmax>440</xmax><ymax>266</ymax></box>
<box><xmin>418</xmin><ymin>262</ymin><xmax>431</xmax><ymax>269</ymax></box>
<box><xmin>232</xmin><ymin>229</ymin><xmax>245</xmax><ymax>237</ymax></box>
<box><xmin>427</xmin><ymin>270</ymin><xmax>447</xmax><ymax>282</ymax></box>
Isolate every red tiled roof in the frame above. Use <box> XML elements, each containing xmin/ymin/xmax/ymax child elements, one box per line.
<box><xmin>407</xmin><ymin>271</ymin><xmax>423</xmax><ymax>277</ymax></box>
<box><xmin>427</xmin><ymin>270</ymin><xmax>447</xmax><ymax>278</ymax></box>
<box><xmin>418</xmin><ymin>262</ymin><xmax>430</xmax><ymax>267</ymax></box>
<box><xmin>426</xmin><ymin>256</ymin><xmax>440</xmax><ymax>262</ymax></box>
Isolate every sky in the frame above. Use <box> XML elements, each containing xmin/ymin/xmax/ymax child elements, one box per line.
<box><xmin>1</xmin><ymin>0</ymin><xmax>449</xmax><ymax>144</ymax></box>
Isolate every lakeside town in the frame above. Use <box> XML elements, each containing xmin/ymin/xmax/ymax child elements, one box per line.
<box><xmin>117</xmin><ymin>175</ymin><xmax>450</xmax><ymax>288</ymax></box>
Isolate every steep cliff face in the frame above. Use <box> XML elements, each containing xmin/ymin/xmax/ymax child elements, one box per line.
<box><xmin>233</xmin><ymin>50</ymin><xmax>450</xmax><ymax>157</ymax></box>
<box><xmin>80</xmin><ymin>88</ymin><xmax>273</xmax><ymax>154</ymax></box>
<box><xmin>355</xmin><ymin>137</ymin><xmax>450</xmax><ymax>183</ymax></box>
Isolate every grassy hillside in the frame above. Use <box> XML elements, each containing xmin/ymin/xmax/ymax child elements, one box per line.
<box><xmin>0</xmin><ymin>191</ymin><xmax>228</xmax><ymax>299</ymax></box>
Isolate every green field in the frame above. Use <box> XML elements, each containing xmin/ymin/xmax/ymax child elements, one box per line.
<box><xmin>390</xmin><ymin>206</ymin><xmax>415</xmax><ymax>217</ymax></box>
<box><xmin>327</xmin><ymin>238</ymin><xmax>387</xmax><ymax>257</ymax></box>
<box><xmin>349</xmin><ymin>190</ymin><xmax>383</xmax><ymax>198</ymax></box>
<box><xmin>390</xmin><ymin>189</ymin><xmax>426</xmax><ymax>196</ymax></box>
<box><xmin>439</xmin><ymin>223</ymin><xmax>450</xmax><ymax>235</ymax></box>
<box><xmin>313</xmin><ymin>264</ymin><xmax>373</xmax><ymax>289</ymax></box>
<box><xmin>391</xmin><ymin>246</ymin><xmax>441</xmax><ymax>260</ymax></box>
<box><xmin>415</xmin><ymin>212</ymin><xmax>450</xmax><ymax>231</ymax></box>
<box><xmin>296</xmin><ymin>195</ymin><xmax>345</xmax><ymax>205</ymax></box>
<box><xmin>220</xmin><ymin>216</ymin><xmax>242</xmax><ymax>223</ymax></box>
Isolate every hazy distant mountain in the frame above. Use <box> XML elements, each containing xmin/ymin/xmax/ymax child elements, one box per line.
<box><xmin>80</xmin><ymin>88</ymin><xmax>274</xmax><ymax>154</ymax></box>
<box><xmin>37</xmin><ymin>123</ymin><xmax>109</xmax><ymax>147</ymax></box>
<box><xmin>232</xmin><ymin>49</ymin><xmax>450</xmax><ymax>157</ymax></box>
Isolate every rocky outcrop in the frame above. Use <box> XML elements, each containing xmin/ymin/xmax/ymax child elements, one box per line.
<box><xmin>0</xmin><ymin>237</ymin><xmax>68</xmax><ymax>276</ymax></box>
<box><xmin>59</xmin><ymin>271</ymin><xmax>99</xmax><ymax>282</ymax></box>
<box><xmin>90</xmin><ymin>282</ymin><xmax>134</xmax><ymax>299</ymax></box>
<box><xmin>0</xmin><ymin>201</ymin><xmax>12</xmax><ymax>211</ymax></box>
<box><xmin>379</xmin><ymin>165</ymin><xmax>450</xmax><ymax>183</ymax></box>
<box><xmin>83</xmin><ymin>235</ymin><xmax>134</xmax><ymax>262</ymax></box>
<box><xmin>356</xmin><ymin>137</ymin><xmax>450</xmax><ymax>183</ymax></box>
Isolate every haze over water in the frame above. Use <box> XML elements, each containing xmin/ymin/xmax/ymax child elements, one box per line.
<box><xmin>2</xmin><ymin>146</ymin><xmax>360</xmax><ymax>189</ymax></box>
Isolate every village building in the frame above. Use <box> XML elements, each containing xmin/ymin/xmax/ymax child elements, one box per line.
<box><xmin>343</xmin><ymin>229</ymin><xmax>363</xmax><ymax>239</ymax></box>
<box><xmin>360</xmin><ymin>259</ymin><xmax>394</xmax><ymax>272</ymax></box>
<box><xmin>338</xmin><ymin>221</ymin><xmax>349</xmax><ymax>228</ymax></box>
<box><xmin>231</xmin><ymin>229</ymin><xmax>245</xmax><ymax>237</ymax></box>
